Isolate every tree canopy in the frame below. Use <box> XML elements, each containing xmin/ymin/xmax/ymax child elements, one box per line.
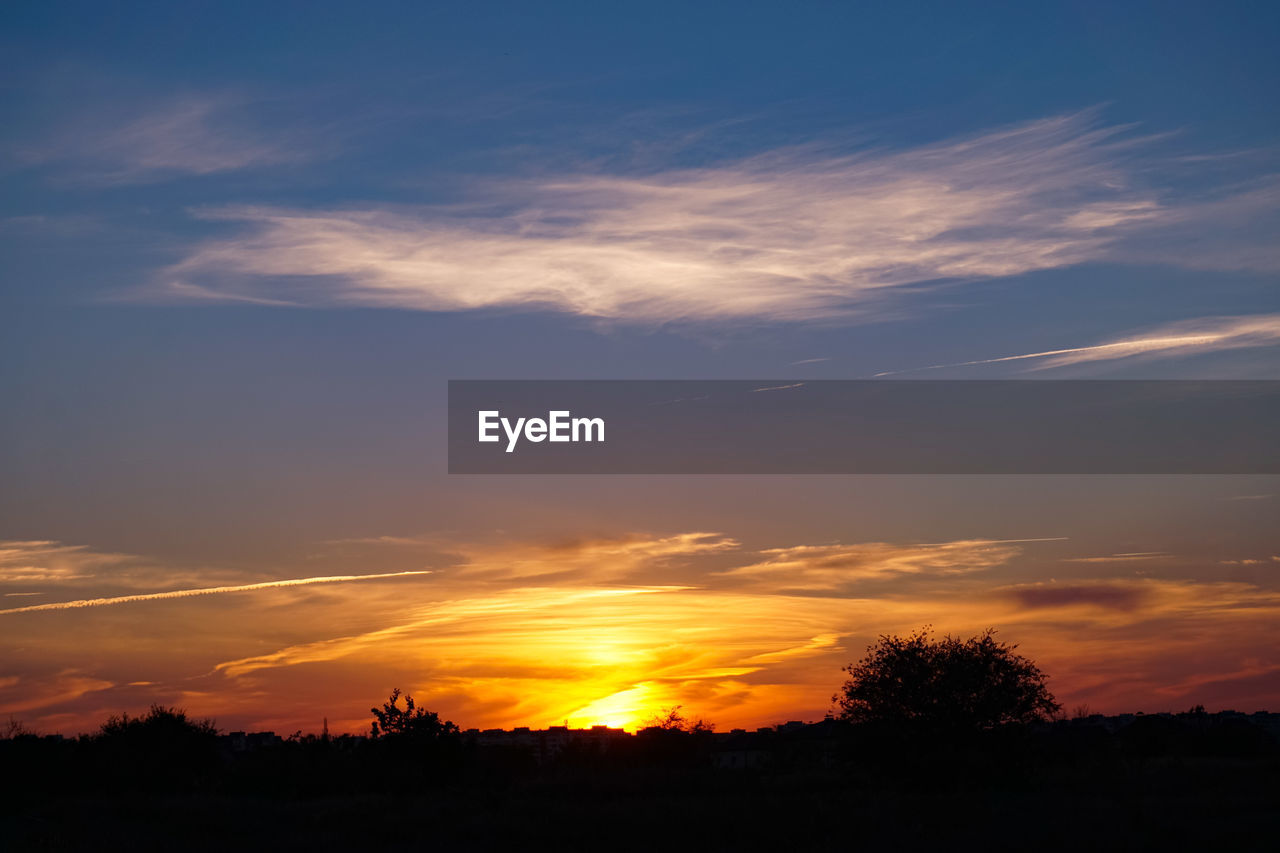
<box><xmin>643</xmin><ymin>705</ymin><xmax>715</xmax><ymax>733</ymax></box>
<box><xmin>99</xmin><ymin>704</ymin><xmax>219</xmax><ymax>741</ymax></box>
<box><xmin>370</xmin><ymin>688</ymin><xmax>458</xmax><ymax>740</ymax></box>
<box><xmin>835</xmin><ymin>628</ymin><xmax>1060</xmax><ymax>730</ymax></box>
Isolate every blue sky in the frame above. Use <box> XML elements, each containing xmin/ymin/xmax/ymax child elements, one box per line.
<box><xmin>1</xmin><ymin>2</ymin><xmax>1278</xmax><ymax>733</ymax></box>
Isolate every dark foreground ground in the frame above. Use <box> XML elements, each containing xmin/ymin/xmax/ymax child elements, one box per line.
<box><xmin>4</xmin><ymin>758</ymin><xmax>1278</xmax><ymax>852</ymax></box>
<box><xmin>4</xmin><ymin>715</ymin><xmax>1279</xmax><ymax>851</ymax></box>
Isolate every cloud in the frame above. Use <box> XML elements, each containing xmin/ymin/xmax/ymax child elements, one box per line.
<box><xmin>0</xmin><ymin>570</ymin><xmax>433</xmax><ymax>615</ymax></box>
<box><xmin>873</xmin><ymin>313</ymin><xmax>1280</xmax><ymax>376</ymax></box>
<box><xmin>1001</xmin><ymin>577</ymin><xmax>1280</xmax><ymax>620</ymax></box>
<box><xmin>715</xmin><ymin>538</ymin><xmax>1028</xmax><ymax>591</ymax></box>
<box><xmin>751</xmin><ymin>382</ymin><xmax>805</xmax><ymax>392</ymax></box>
<box><xmin>0</xmin><ymin>538</ymin><xmax>253</xmax><ymax>593</ymax></box>
<box><xmin>208</xmin><ymin>583</ymin><xmax>862</xmax><ymax>730</ymax></box>
<box><xmin>1008</xmin><ymin>583</ymin><xmax>1147</xmax><ymax>611</ymax></box>
<box><xmin>147</xmin><ymin>112</ymin><xmax>1271</xmax><ymax>323</ymax></box>
<box><xmin>19</xmin><ymin>95</ymin><xmax>310</xmax><ymax>185</ymax></box>
<box><xmin>0</xmin><ymin>670</ymin><xmax>115</xmax><ymax>716</ymax></box>
<box><xmin>1032</xmin><ymin>315</ymin><xmax>1280</xmax><ymax>369</ymax></box>
<box><xmin>452</xmin><ymin>532</ymin><xmax>740</xmax><ymax>582</ymax></box>
<box><xmin>1062</xmin><ymin>552</ymin><xmax>1166</xmax><ymax>564</ymax></box>
<box><xmin>7</xmin><ymin>530</ymin><xmax>1280</xmax><ymax>734</ymax></box>
<box><xmin>321</xmin><ymin>534</ymin><xmax>444</xmax><ymax>547</ymax></box>
<box><xmin>0</xmin><ymin>540</ymin><xmax>134</xmax><ymax>584</ymax></box>
<box><xmin>202</xmin><ymin>560</ymin><xmax>1280</xmax><ymax>731</ymax></box>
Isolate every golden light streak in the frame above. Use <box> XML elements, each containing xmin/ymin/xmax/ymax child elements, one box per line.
<box><xmin>0</xmin><ymin>570</ymin><xmax>433</xmax><ymax>615</ymax></box>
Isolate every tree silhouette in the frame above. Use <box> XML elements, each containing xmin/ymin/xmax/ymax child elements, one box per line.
<box><xmin>99</xmin><ymin>704</ymin><xmax>219</xmax><ymax>744</ymax></box>
<box><xmin>96</xmin><ymin>704</ymin><xmax>220</xmax><ymax>789</ymax></box>
<box><xmin>370</xmin><ymin>688</ymin><xmax>458</xmax><ymax>740</ymax></box>
<box><xmin>644</xmin><ymin>705</ymin><xmax>715</xmax><ymax>733</ymax></box>
<box><xmin>835</xmin><ymin>627</ymin><xmax>1060</xmax><ymax>730</ymax></box>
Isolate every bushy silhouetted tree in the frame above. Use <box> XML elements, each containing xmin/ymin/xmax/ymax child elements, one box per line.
<box><xmin>370</xmin><ymin>688</ymin><xmax>458</xmax><ymax>740</ymax></box>
<box><xmin>644</xmin><ymin>705</ymin><xmax>715</xmax><ymax>733</ymax></box>
<box><xmin>835</xmin><ymin>628</ymin><xmax>1059</xmax><ymax>731</ymax></box>
<box><xmin>99</xmin><ymin>704</ymin><xmax>219</xmax><ymax>741</ymax></box>
<box><xmin>95</xmin><ymin>704</ymin><xmax>220</xmax><ymax>790</ymax></box>
<box><xmin>636</xmin><ymin>705</ymin><xmax>716</xmax><ymax>769</ymax></box>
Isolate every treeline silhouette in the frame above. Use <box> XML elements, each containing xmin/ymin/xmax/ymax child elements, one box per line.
<box><xmin>3</xmin><ymin>630</ymin><xmax>1277</xmax><ymax>850</ymax></box>
<box><xmin>3</xmin><ymin>700</ymin><xmax>1276</xmax><ymax>795</ymax></box>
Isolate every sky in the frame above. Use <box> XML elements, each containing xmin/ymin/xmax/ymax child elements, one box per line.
<box><xmin>1</xmin><ymin>1</ymin><xmax>1278</xmax><ymax>735</ymax></box>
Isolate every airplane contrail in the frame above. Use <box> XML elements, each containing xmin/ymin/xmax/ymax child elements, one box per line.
<box><xmin>0</xmin><ymin>570</ymin><xmax>433</xmax><ymax>615</ymax></box>
<box><xmin>871</xmin><ymin>335</ymin><xmax>1221</xmax><ymax>377</ymax></box>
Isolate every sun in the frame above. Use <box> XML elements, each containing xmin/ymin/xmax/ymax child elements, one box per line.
<box><xmin>566</xmin><ymin>686</ymin><xmax>658</xmax><ymax>732</ymax></box>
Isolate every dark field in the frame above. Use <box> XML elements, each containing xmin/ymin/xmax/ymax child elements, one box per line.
<box><xmin>4</xmin><ymin>719</ymin><xmax>1278</xmax><ymax>851</ymax></box>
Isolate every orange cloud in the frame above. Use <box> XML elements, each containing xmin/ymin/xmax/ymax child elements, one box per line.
<box><xmin>451</xmin><ymin>531</ymin><xmax>739</xmax><ymax>581</ymax></box>
<box><xmin>715</xmin><ymin>539</ymin><xmax>1027</xmax><ymax>590</ymax></box>
<box><xmin>5</xmin><ymin>534</ymin><xmax>1279</xmax><ymax>734</ymax></box>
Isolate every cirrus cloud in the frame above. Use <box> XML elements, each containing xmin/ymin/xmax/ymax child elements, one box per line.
<box><xmin>874</xmin><ymin>313</ymin><xmax>1280</xmax><ymax>376</ymax></box>
<box><xmin>714</xmin><ymin>538</ymin><xmax>1033</xmax><ymax>591</ymax></box>
<box><xmin>148</xmin><ymin>112</ymin><xmax>1273</xmax><ymax>324</ymax></box>
<box><xmin>13</xmin><ymin>95</ymin><xmax>315</xmax><ymax>186</ymax></box>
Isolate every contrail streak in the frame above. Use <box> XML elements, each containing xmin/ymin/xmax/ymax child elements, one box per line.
<box><xmin>872</xmin><ymin>335</ymin><xmax>1220</xmax><ymax>377</ymax></box>
<box><xmin>0</xmin><ymin>570</ymin><xmax>433</xmax><ymax>615</ymax></box>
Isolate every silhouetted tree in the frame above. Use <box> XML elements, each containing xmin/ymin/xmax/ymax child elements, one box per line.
<box><xmin>633</xmin><ymin>706</ymin><xmax>716</xmax><ymax>769</ymax></box>
<box><xmin>3</xmin><ymin>717</ymin><xmax>35</xmax><ymax>739</ymax></box>
<box><xmin>645</xmin><ymin>705</ymin><xmax>715</xmax><ymax>733</ymax></box>
<box><xmin>95</xmin><ymin>704</ymin><xmax>220</xmax><ymax>790</ymax></box>
<box><xmin>835</xmin><ymin>628</ymin><xmax>1059</xmax><ymax>731</ymax></box>
<box><xmin>99</xmin><ymin>704</ymin><xmax>219</xmax><ymax>740</ymax></box>
<box><xmin>370</xmin><ymin>688</ymin><xmax>458</xmax><ymax>740</ymax></box>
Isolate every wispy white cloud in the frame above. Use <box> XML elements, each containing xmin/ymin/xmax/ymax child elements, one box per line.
<box><xmin>148</xmin><ymin>113</ymin><xmax>1268</xmax><ymax>323</ymax></box>
<box><xmin>0</xmin><ymin>540</ymin><xmax>133</xmax><ymax>584</ymax></box>
<box><xmin>0</xmin><ymin>570</ymin><xmax>432</xmax><ymax>615</ymax></box>
<box><xmin>0</xmin><ymin>539</ymin><xmax>237</xmax><ymax>592</ymax></box>
<box><xmin>715</xmin><ymin>538</ymin><xmax>1034</xmax><ymax>591</ymax></box>
<box><xmin>1062</xmin><ymin>552</ymin><xmax>1166</xmax><ymax>564</ymax></box>
<box><xmin>452</xmin><ymin>532</ymin><xmax>740</xmax><ymax>582</ymax></box>
<box><xmin>872</xmin><ymin>313</ymin><xmax>1280</xmax><ymax>376</ymax></box>
<box><xmin>19</xmin><ymin>95</ymin><xmax>311</xmax><ymax>185</ymax></box>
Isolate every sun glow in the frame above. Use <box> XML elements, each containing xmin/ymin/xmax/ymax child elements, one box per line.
<box><xmin>565</xmin><ymin>685</ymin><xmax>660</xmax><ymax>731</ymax></box>
<box><xmin>9</xmin><ymin>534</ymin><xmax>1280</xmax><ymax>736</ymax></box>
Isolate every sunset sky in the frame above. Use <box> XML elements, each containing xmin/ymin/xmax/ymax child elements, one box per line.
<box><xmin>2</xmin><ymin>1</ymin><xmax>1278</xmax><ymax>735</ymax></box>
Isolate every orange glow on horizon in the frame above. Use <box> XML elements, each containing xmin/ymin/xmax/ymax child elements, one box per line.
<box><xmin>3</xmin><ymin>535</ymin><xmax>1279</xmax><ymax>736</ymax></box>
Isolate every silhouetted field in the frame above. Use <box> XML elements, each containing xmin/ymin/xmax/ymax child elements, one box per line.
<box><xmin>3</xmin><ymin>711</ymin><xmax>1278</xmax><ymax>851</ymax></box>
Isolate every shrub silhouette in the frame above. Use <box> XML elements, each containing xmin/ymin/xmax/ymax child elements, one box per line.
<box><xmin>643</xmin><ymin>705</ymin><xmax>715</xmax><ymax>733</ymax></box>
<box><xmin>835</xmin><ymin>627</ymin><xmax>1060</xmax><ymax>731</ymax></box>
<box><xmin>99</xmin><ymin>704</ymin><xmax>219</xmax><ymax>740</ymax></box>
<box><xmin>370</xmin><ymin>688</ymin><xmax>458</xmax><ymax>740</ymax></box>
<box><xmin>95</xmin><ymin>704</ymin><xmax>220</xmax><ymax>789</ymax></box>
<box><xmin>367</xmin><ymin>689</ymin><xmax>462</xmax><ymax>786</ymax></box>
